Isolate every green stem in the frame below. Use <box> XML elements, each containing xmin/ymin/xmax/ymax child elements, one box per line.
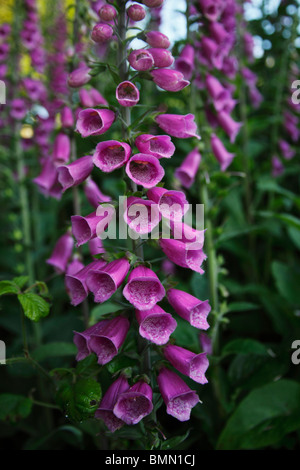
<box><xmin>117</xmin><ymin>1</ymin><xmax>150</xmax><ymax>375</ymax></box>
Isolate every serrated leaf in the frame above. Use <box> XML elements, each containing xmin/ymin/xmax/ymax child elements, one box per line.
<box><xmin>217</xmin><ymin>380</ymin><xmax>300</xmax><ymax>450</ymax></box>
<box><xmin>18</xmin><ymin>293</ymin><xmax>50</xmax><ymax>322</ymax></box>
<box><xmin>0</xmin><ymin>280</ymin><xmax>20</xmax><ymax>296</ymax></box>
<box><xmin>0</xmin><ymin>394</ymin><xmax>32</xmax><ymax>422</ymax></box>
<box><xmin>56</xmin><ymin>378</ymin><xmax>101</xmax><ymax>422</ymax></box>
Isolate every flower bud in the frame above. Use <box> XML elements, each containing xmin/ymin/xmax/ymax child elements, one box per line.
<box><xmin>91</xmin><ymin>23</ymin><xmax>114</xmax><ymax>44</ymax></box>
<box><xmin>99</xmin><ymin>5</ymin><xmax>117</xmax><ymax>22</ymax></box>
<box><xmin>127</xmin><ymin>4</ymin><xmax>146</xmax><ymax>21</ymax></box>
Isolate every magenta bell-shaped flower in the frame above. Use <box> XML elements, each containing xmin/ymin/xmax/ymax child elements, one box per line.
<box><xmin>218</xmin><ymin>111</ymin><xmax>242</xmax><ymax>143</ymax></box>
<box><xmin>142</xmin><ymin>0</ymin><xmax>164</xmax><ymax>7</ymax></box>
<box><xmin>145</xmin><ymin>31</ymin><xmax>170</xmax><ymax>49</ymax></box>
<box><xmin>46</xmin><ymin>231</ymin><xmax>74</xmax><ymax>274</ymax></box>
<box><xmin>175</xmin><ymin>45</ymin><xmax>195</xmax><ymax>80</ymax></box>
<box><xmin>135</xmin><ymin>305</ymin><xmax>177</xmax><ymax>345</ymax></box>
<box><xmin>170</xmin><ymin>221</ymin><xmax>205</xmax><ymax>247</ymax></box>
<box><xmin>201</xmin><ymin>37</ymin><xmax>224</xmax><ymax>70</ymax></box>
<box><xmin>116</xmin><ymin>81</ymin><xmax>140</xmax><ymax>107</ymax></box>
<box><xmin>160</xmin><ymin>239</ymin><xmax>207</xmax><ymax>274</ymax></box>
<box><xmin>10</xmin><ymin>99</ymin><xmax>27</xmax><ymax>120</ymax></box>
<box><xmin>147</xmin><ymin>187</ymin><xmax>189</xmax><ymax>221</ymax></box>
<box><xmin>65</xmin><ymin>259</ymin><xmax>107</xmax><ymax>306</ymax></box>
<box><xmin>93</xmin><ymin>140</ymin><xmax>131</xmax><ymax>173</ymax></box>
<box><xmin>88</xmin><ymin>316</ymin><xmax>130</xmax><ymax>365</ymax></box>
<box><xmin>68</xmin><ymin>66</ymin><xmax>92</xmax><ymax>88</ymax></box>
<box><xmin>272</xmin><ymin>156</ymin><xmax>284</xmax><ymax>177</ymax></box>
<box><xmin>211</xmin><ymin>133</ymin><xmax>235</xmax><ymax>172</ymax></box>
<box><xmin>128</xmin><ymin>49</ymin><xmax>154</xmax><ymax>71</ymax></box>
<box><xmin>147</xmin><ymin>48</ymin><xmax>174</xmax><ymax>68</ymax></box>
<box><xmin>84</xmin><ymin>178</ymin><xmax>111</xmax><ymax>208</ymax></box>
<box><xmin>86</xmin><ymin>258</ymin><xmax>130</xmax><ymax>303</ymax></box>
<box><xmin>157</xmin><ymin>367</ymin><xmax>199</xmax><ymax>422</ymax></box>
<box><xmin>73</xmin><ymin>320</ymin><xmax>111</xmax><ymax>361</ymax></box>
<box><xmin>175</xmin><ymin>148</ymin><xmax>201</xmax><ymax>188</ymax></box>
<box><xmin>205</xmin><ymin>74</ymin><xmax>230</xmax><ymax>112</ymax></box>
<box><xmin>123</xmin><ymin>266</ymin><xmax>165</xmax><ymax>310</ymax></box>
<box><xmin>113</xmin><ymin>380</ymin><xmax>153</xmax><ymax>425</ymax></box>
<box><xmin>198</xmin><ymin>0</ymin><xmax>223</xmax><ymax>22</ymax></box>
<box><xmin>126</xmin><ymin>153</ymin><xmax>165</xmax><ymax>188</ymax></box>
<box><xmin>79</xmin><ymin>88</ymin><xmax>94</xmax><ymax>108</ymax></box>
<box><xmin>151</xmin><ymin>69</ymin><xmax>189</xmax><ymax>92</ymax></box>
<box><xmin>279</xmin><ymin>139</ymin><xmax>295</xmax><ymax>160</ymax></box>
<box><xmin>33</xmin><ymin>158</ymin><xmax>59</xmax><ymax>194</ymax></box>
<box><xmin>124</xmin><ymin>196</ymin><xmax>161</xmax><ymax>234</ymax></box>
<box><xmin>53</xmin><ymin>133</ymin><xmax>71</xmax><ymax>163</ymax></box>
<box><xmin>127</xmin><ymin>4</ymin><xmax>146</xmax><ymax>22</ymax></box>
<box><xmin>135</xmin><ymin>134</ymin><xmax>175</xmax><ymax>159</ymax></box>
<box><xmin>57</xmin><ymin>155</ymin><xmax>94</xmax><ymax>192</ymax></box>
<box><xmin>89</xmin><ymin>88</ymin><xmax>108</xmax><ymax>106</ymax></box>
<box><xmin>167</xmin><ymin>288</ymin><xmax>211</xmax><ymax>330</ymax></box>
<box><xmin>91</xmin><ymin>23</ymin><xmax>114</xmax><ymax>43</ymax></box>
<box><xmin>95</xmin><ymin>375</ymin><xmax>130</xmax><ymax>432</ymax></box>
<box><xmin>66</xmin><ymin>258</ymin><xmax>85</xmax><ymax>276</ymax></box>
<box><xmin>156</xmin><ymin>114</ymin><xmax>200</xmax><ymax>139</ymax></box>
<box><xmin>76</xmin><ymin>108</ymin><xmax>115</xmax><ymax>138</ymax></box>
<box><xmin>71</xmin><ymin>208</ymin><xmax>114</xmax><ymax>246</ymax></box>
<box><xmin>61</xmin><ymin>107</ymin><xmax>74</xmax><ymax>128</ymax></box>
<box><xmin>89</xmin><ymin>237</ymin><xmax>106</xmax><ymax>258</ymax></box>
<box><xmin>164</xmin><ymin>344</ymin><xmax>209</xmax><ymax>384</ymax></box>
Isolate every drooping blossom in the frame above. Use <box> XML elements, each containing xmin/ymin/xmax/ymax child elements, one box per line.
<box><xmin>86</xmin><ymin>258</ymin><xmax>130</xmax><ymax>303</ymax></box>
<box><xmin>135</xmin><ymin>305</ymin><xmax>177</xmax><ymax>345</ymax></box>
<box><xmin>167</xmin><ymin>288</ymin><xmax>211</xmax><ymax>329</ymax></box>
<box><xmin>151</xmin><ymin>69</ymin><xmax>190</xmax><ymax>92</ymax></box>
<box><xmin>156</xmin><ymin>114</ymin><xmax>200</xmax><ymax>139</ymax></box>
<box><xmin>95</xmin><ymin>375</ymin><xmax>130</xmax><ymax>432</ymax></box>
<box><xmin>135</xmin><ymin>134</ymin><xmax>175</xmax><ymax>159</ymax></box>
<box><xmin>211</xmin><ymin>133</ymin><xmax>235</xmax><ymax>171</ymax></box>
<box><xmin>147</xmin><ymin>187</ymin><xmax>189</xmax><ymax>221</ymax></box>
<box><xmin>46</xmin><ymin>231</ymin><xmax>74</xmax><ymax>274</ymax></box>
<box><xmin>164</xmin><ymin>344</ymin><xmax>209</xmax><ymax>384</ymax></box>
<box><xmin>65</xmin><ymin>259</ymin><xmax>107</xmax><ymax>306</ymax></box>
<box><xmin>116</xmin><ymin>81</ymin><xmax>140</xmax><ymax>107</ymax></box>
<box><xmin>175</xmin><ymin>148</ymin><xmax>201</xmax><ymax>188</ymax></box>
<box><xmin>93</xmin><ymin>140</ymin><xmax>131</xmax><ymax>172</ymax></box>
<box><xmin>76</xmin><ymin>108</ymin><xmax>115</xmax><ymax>137</ymax></box>
<box><xmin>113</xmin><ymin>381</ymin><xmax>153</xmax><ymax>425</ymax></box>
<box><xmin>124</xmin><ymin>196</ymin><xmax>161</xmax><ymax>234</ymax></box>
<box><xmin>57</xmin><ymin>155</ymin><xmax>94</xmax><ymax>192</ymax></box>
<box><xmin>126</xmin><ymin>153</ymin><xmax>165</xmax><ymax>188</ymax></box>
<box><xmin>123</xmin><ymin>266</ymin><xmax>165</xmax><ymax>310</ymax></box>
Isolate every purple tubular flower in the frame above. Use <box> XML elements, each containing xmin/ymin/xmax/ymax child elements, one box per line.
<box><xmin>199</xmin><ymin>332</ymin><xmax>213</xmax><ymax>355</ymax></box>
<box><xmin>68</xmin><ymin>67</ymin><xmax>92</xmax><ymax>88</ymax></box>
<box><xmin>147</xmin><ymin>48</ymin><xmax>174</xmax><ymax>68</ymax></box>
<box><xmin>123</xmin><ymin>266</ymin><xmax>165</xmax><ymax>310</ymax></box>
<box><xmin>175</xmin><ymin>148</ymin><xmax>201</xmax><ymax>188</ymax></box>
<box><xmin>198</xmin><ymin>0</ymin><xmax>223</xmax><ymax>22</ymax></box>
<box><xmin>128</xmin><ymin>49</ymin><xmax>154</xmax><ymax>71</ymax></box>
<box><xmin>53</xmin><ymin>133</ymin><xmax>71</xmax><ymax>163</ymax></box>
<box><xmin>65</xmin><ymin>259</ymin><xmax>107</xmax><ymax>306</ymax></box>
<box><xmin>113</xmin><ymin>380</ymin><xmax>153</xmax><ymax>425</ymax></box>
<box><xmin>95</xmin><ymin>375</ymin><xmax>130</xmax><ymax>432</ymax></box>
<box><xmin>201</xmin><ymin>37</ymin><xmax>224</xmax><ymax>70</ymax></box>
<box><xmin>71</xmin><ymin>210</ymin><xmax>113</xmax><ymax>246</ymax></box>
<box><xmin>211</xmin><ymin>133</ymin><xmax>235</xmax><ymax>171</ymax></box>
<box><xmin>73</xmin><ymin>320</ymin><xmax>109</xmax><ymax>361</ymax></box>
<box><xmin>145</xmin><ymin>31</ymin><xmax>170</xmax><ymax>49</ymax></box>
<box><xmin>218</xmin><ymin>111</ymin><xmax>242</xmax><ymax>143</ymax></box>
<box><xmin>272</xmin><ymin>156</ymin><xmax>284</xmax><ymax>178</ymax></box>
<box><xmin>91</xmin><ymin>23</ymin><xmax>114</xmax><ymax>43</ymax></box>
<box><xmin>156</xmin><ymin>114</ymin><xmax>200</xmax><ymax>139</ymax></box>
<box><xmin>124</xmin><ymin>196</ymin><xmax>161</xmax><ymax>234</ymax></box>
<box><xmin>151</xmin><ymin>69</ymin><xmax>189</xmax><ymax>92</ymax></box>
<box><xmin>279</xmin><ymin>139</ymin><xmax>295</xmax><ymax>160</ymax></box>
<box><xmin>66</xmin><ymin>258</ymin><xmax>85</xmax><ymax>276</ymax></box>
<box><xmin>127</xmin><ymin>4</ymin><xmax>146</xmax><ymax>22</ymax></box>
<box><xmin>116</xmin><ymin>81</ymin><xmax>140</xmax><ymax>107</ymax></box>
<box><xmin>89</xmin><ymin>88</ymin><xmax>108</xmax><ymax>107</ymax></box>
<box><xmin>57</xmin><ymin>155</ymin><xmax>94</xmax><ymax>191</ymax></box>
<box><xmin>93</xmin><ymin>140</ymin><xmax>131</xmax><ymax>172</ymax></box>
<box><xmin>11</xmin><ymin>99</ymin><xmax>27</xmax><ymax>120</ymax></box>
<box><xmin>175</xmin><ymin>45</ymin><xmax>195</xmax><ymax>80</ymax></box>
<box><xmin>135</xmin><ymin>305</ymin><xmax>177</xmax><ymax>345</ymax></box>
<box><xmin>61</xmin><ymin>107</ymin><xmax>74</xmax><ymax>128</ymax></box>
<box><xmin>33</xmin><ymin>158</ymin><xmax>59</xmax><ymax>193</ymax></box>
<box><xmin>249</xmin><ymin>86</ymin><xmax>263</xmax><ymax>109</ymax></box>
<box><xmin>170</xmin><ymin>221</ymin><xmax>205</xmax><ymax>247</ymax></box>
<box><xmin>76</xmin><ymin>108</ymin><xmax>115</xmax><ymax>137</ymax></box>
<box><xmin>160</xmin><ymin>239</ymin><xmax>207</xmax><ymax>274</ymax></box>
<box><xmin>205</xmin><ymin>74</ymin><xmax>229</xmax><ymax>112</ymax></box>
<box><xmin>142</xmin><ymin>0</ymin><xmax>164</xmax><ymax>7</ymax></box>
<box><xmin>147</xmin><ymin>187</ymin><xmax>189</xmax><ymax>221</ymax></box>
<box><xmin>157</xmin><ymin>367</ymin><xmax>199</xmax><ymax>422</ymax></box>
<box><xmin>126</xmin><ymin>153</ymin><xmax>165</xmax><ymax>188</ymax></box>
<box><xmin>84</xmin><ymin>178</ymin><xmax>111</xmax><ymax>208</ymax></box>
<box><xmin>164</xmin><ymin>344</ymin><xmax>209</xmax><ymax>384</ymax></box>
<box><xmin>135</xmin><ymin>134</ymin><xmax>175</xmax><ymax>159</ymax></box>
<box><xmin>89</xmin><ymin>237</ymin><xmax>106</xmax><ymax>258</ymax></box>
<box><xmin>46</xmin><ymin>231</ymin><xmax>74</xmax><ymax>273</ymax></box>
<box><xmin>88</xmin><ymin>316</ymin><xmax>130</xmax><ymax>365</ymax></box>
<box><xmin>86</xmin><ymin>258</ymin><xmax>130</xmax><ymax>303</ymax></box>
<box><xmin>209</xmin><ymin>22</ymin><xmax>229</xmax><ymax>44</ymax></box>
<box><xmin>79</xmin><ymin>88</ymin><xmax>94</xmax><ymax>108</ymax></box>
<box><xmin>167</xmin><ymin>288</ymin><xmax>211</xmax><ymax>329</ymax></box>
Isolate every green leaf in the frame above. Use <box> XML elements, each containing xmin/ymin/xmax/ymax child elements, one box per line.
<box><xmin>0</xmin><ymin>394</ymin><xmax>32</xmax><ymax>422</ymax></box>
<box><xmin>56</xmin><ymin>378</ymin><xmax>102</xmax><ymax>422</ymax></box>
<box><xmin>258</xmin><ymin>211</ymin><xmax>300</xmax><ymax>230</ymax></box>
<box><xmin>227</xmin><ymin>302</ymin><xmax>260</xmax><ymax>313</ymax></box>
<box><xmin>222</xmin><ymin>339</ymin><xmax>270</xmax><ymax>357</ymax></box>
<box><xmin>13</xmin><ymin>276</ymin><xmax>29</xmax><ymax>289</ymax></box>
<box><xmin>272</xmin><ymin>261</ymin><xmax>300</xmax><ymax>306</ymax></box>
<box><xmin>160</xmin><ymin>430</ymin><xmax>191</xmax><ymax>450</ymax></box>
<box><xmin>217</xmin><ymin>380</ymin><xmax>300</xmax><ymax>450</ymax></box>
<box><xmin>31</xmin><ymin>342</ymin><xmax>77</xmax><ymax>362</ymax></box>
<box><xmin>18</xmin><ymin>292</ymin><xmax>50</xmax><ymax>322</ymax></box>
<box><xmin>107</xmin><ymin>355</ymin><xmax>137</xmax><ymax>374</ymax></box>
<box><xmin>90</xmin><ymin>302</ymin><xmax>118</xmax><ymax>323</ymax></box>
<box><xmin>0</xmin><ymin>280</ymin><xmax>20</xmax><ymax>296</ymax></box>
